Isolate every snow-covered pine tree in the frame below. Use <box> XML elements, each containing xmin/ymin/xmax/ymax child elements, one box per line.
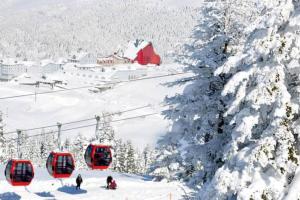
<box><xmin>63</xmin><ymin>138</ymin><xmax>71</xmax><ymax>152</ymax></box>
<box><xmin>97</xmin><ymin>113</ymin><xmax>116</xmax><ymax>146</ymax></box>
<box><xmin>135</xmin><ymin>148</ymin><xmax>146</xmax><ymax>174</ymax></box>
<box><xmin>71</xmin><ymin>133</ymin><xmax>89</xmax><ymax>169</ymax></box>
<box><xmin>6</xmin><ymin>140</ymin><xmax>16</xmax><ymax>161</ymax></box>
<box><xmin>0</xmin><ymin>111</ymin><xmax>6</xmax><ymax>164</ymax></box>
<box><xmin>112</xmin><ymin>138</ymin><xmax>123</xmax><ymax>172</ymax></box>
<box><xmin>126</xmin><ymin>140</ymin><xmax>136</xmax><ymax>174</ymax></box>
<box><xmin>142</xmin><ymin>144</ymin><xmax>155</xmax><ymax>174</ymax></box>
<box><xmin>34</xmin><ymin>129</ymin><xmax>54</xmax><ymax>166</ymax></box>
<box><xmin>27</xmin><ymin>137</ymin><xmax>39</xmax><ymax>164</ymax></box>
<box><xmin>118</xmin><ymin>140</ymin><xmax>127</xmax><ymax>173</ymax></box>
<box><xmin>18</xmin><ymin>131</ymin><xmax>29</xmax><ymax>159</ymax></box>
<box><xmin>150</xmin><ymin>0</ymin><xmax>233</xmax><ymax>185</ymax></box>
<box><xmin>200</xmin><ymin>1</ymin><xmax>300</xmax><ymax>199</ymax></box>
<box><xmin>40</xmin><ymin>141</ymin><xmax>47</xmax><ymax>161</ymax></box>
<box><xmin>150</xmin><ymin>0</ymin><xmax>265</xmax><ymax>190</ymax></box>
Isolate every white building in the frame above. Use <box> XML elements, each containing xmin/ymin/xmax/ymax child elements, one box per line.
<box><xmin>67</xmin><ymin>52</ymin><xmax>96</xmax><ymax>64</ymax></box>
<box><xmin>0</xmin><ymin>59</ymin><xmax>27</xmax><ymax>81</ymax></box>
<box><xmin>40</xmin><ymin>59</ymin><xmax>62</xmax><ymax>74</ymax></box>
<box><xmin>97</xmin><ymin>54</ymin><xmax>131</xmax><ymax>66</ymax></box>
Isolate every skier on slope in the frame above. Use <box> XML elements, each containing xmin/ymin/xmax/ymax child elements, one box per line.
<box><xmin>76</xmin><ymin>174</ymin><xmax>83</xmax><ymax>190</ymax></box>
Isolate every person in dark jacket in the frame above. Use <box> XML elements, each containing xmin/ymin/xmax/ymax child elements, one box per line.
<box><xmin>106</xmin><ymin>176</ymin><xmax>113</xmax><ymax>189</ymax></box>
<box><xmin>76</xmin><ymin>174</ymin><xmax>83</xmax><ymax>190</ymax></box>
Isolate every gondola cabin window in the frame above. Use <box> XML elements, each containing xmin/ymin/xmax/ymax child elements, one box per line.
<box><xmin>46</xmin><ymin>153</ymin><xmax>54</xmax><ymax>175</ymax></box>
<box><xmin>56</xmin><ymin>155</ymin><xmax>73</xmax><ymax>174</ymax></box>
<box><xmin>5</xmin><ymin>160</ymin><xmax>12</xmax><ymax>181</ymax></box>
<box><xmin>4</xmin><ymin>160</ymin><xmax>34</xmax><ymax>186</ymax></box>
<box><xmin>46</xmin><ymin>152</ymin><xmax>75</xmax><ymax>178</ymax></box>
<box><xmin>84</xmin><ymin>145</ymin><xmax>92</xmax><ymax>165</ymax></box>
<box><xmin>84</xmin><ymin>144</ymin><xmax>112</xmax><ymax>170</ymax></box>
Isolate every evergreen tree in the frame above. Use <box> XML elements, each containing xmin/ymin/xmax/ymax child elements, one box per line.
<box><xmin>118</xmin><ymin>141</ymin><xmax>127</xmax><ymax>173</ymax></box>
<box><xmin>97</xmin><ymin>113</ymin><xmax>116</xmax><ymax>146</ymax></box>
<box><xmin>112</xmin><ymin>138</ymin><xmax>123</xmax><ymax>171</ymax></box>
<box><xmin>142</xmin><ymin>145</ymin><xmax>153</xmax><ymax>169</ymax></box>
<box><xmin>63</xmin><ymin>138</ymin><xmax>71</xmax><ymax>152</ymax></box>
<box><xmin>126</xmin><ymin>141</ymin><xmax>136</xmax><ymax>174</ymax></box>
<box><xmin>71</xmin><ymin>133</ymin><xmax>89</xmax><ymax>169</ymax></box>
<box><xmin>0</xmin><ymin>111</ymin><xmax>6</xmax><ymax>164</ymax></box>
<box><xmin>200</xmin><ymin>1</ymin><xmax>300</xmax><ymax>199</ymax></box>
<box><xmin>150</xmin><ymin>0</ymin><xmax>265</xmax><ymax>191</ymax></box>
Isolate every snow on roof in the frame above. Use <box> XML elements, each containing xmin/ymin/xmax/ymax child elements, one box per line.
<box><xmin>123</xmin><ymin>39</ymin><xmax>150</xmax><ymax>60</ymax></box>
<box><xmin>21</xmin><ymin>61</ymin><xmax>37</xmax><ymax>67</ymax></box>
<box><xmin>57</xmin><ymin>57</ymin><xmax>67</xmax><ymax>64</ymax></box>
<box><xmin>1</xmin><ymin>58</ymin><xmax>22</xmax><ymax>66</ymax></box>
<box><xmin>97</xmin><ymin>57</ymin><xmax>113</xmax><ymax>61</ymax></box>
<box><xmin>75</xmin><ymin>64</ymin><xmax>99</xmax><ymax>68</ymax></box>
<box><xmin>113</xmin><ymin>54</ymin><xmax>129</xmax><ymax>60</ymax></box>
<box><xmin>40</xmin><ymin>59</ymin><xmax>55</xmax><ymax>67</ymax></box>
<box><xmin>97</xmin><ymin>54</ymin><xmax>128</xmax><ymax>61</ymax></box>
<box><xmin>69</xmin><ymin>52</ymin><xmax>89</xmax><ymax>61</ymax></box>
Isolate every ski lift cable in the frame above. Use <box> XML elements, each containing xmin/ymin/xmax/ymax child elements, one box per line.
<box><xmin>5</xmin><ymin>112</ymin><xmax>159</xmax><ymax>142</ymax></box>
<box><xmin>0</xmin><ymin>72</ymin><xmax>194</xmax><ymax>100</ymax></box>
<box><xmin>3</xmin><ymin>104</ymin><xmax>153</xmax><ymax>135</ymax></box>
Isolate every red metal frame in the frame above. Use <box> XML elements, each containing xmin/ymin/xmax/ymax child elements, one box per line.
<box><xmin>88</xmin><ymin>144</ymin><xmax>112</xmax><ymax>170</ymax></box>
<box><xmin>7</xmin><ymin>159</ymin><xmax>34</xmax><ymax>186</ymax></box>
<box><xmin>49</xmin><ymin>152</ymin><xmax>75</xmax><ymax>178</ymax></box>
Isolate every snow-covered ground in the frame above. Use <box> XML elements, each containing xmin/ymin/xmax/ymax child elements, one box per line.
<box><xmin>0</xmin><ymin>165</ymin><xmax>190</xmax><ymax>200</ymax></box>
<box><xmin>0</xmin><ymin>64</ymin><xmax>191</xmax><ymax>149</ymax></box>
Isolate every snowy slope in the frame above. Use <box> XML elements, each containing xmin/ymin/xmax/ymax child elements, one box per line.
<box><xmin>0</xmin><ymin>64</ymin><xmax>191</xmax><ymax>150</ymax></box>
<box><xmin>0</xmin><ymin>165</ymin><xmax>190</xmax><ymax>200</ymax></box>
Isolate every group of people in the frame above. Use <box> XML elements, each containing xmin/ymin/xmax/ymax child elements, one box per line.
<box><xmin>75</xmin><ymin>174</ymin><xmax>117</xmax><ymax>190</ymax></box>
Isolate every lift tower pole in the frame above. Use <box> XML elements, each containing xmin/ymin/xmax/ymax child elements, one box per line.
<box><xmin>95</xmin><ymin>115</ymin><xmax>100</xmax><ymax>141</ymax></box>
<box><xmin>57</xmin><ymin>123</ymin><xmax>62</xmax><ymax>151</ymax></box>
<box><xmin>17</xmin><ymin>129</ymin><xmax>22</xmax><ymax>159</ymax></box>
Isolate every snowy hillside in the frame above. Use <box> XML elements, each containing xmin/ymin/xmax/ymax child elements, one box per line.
<box><xmin>3</xmin><ymin>0</ymin><xmax>300</xmax><ymax>199</ymax></box>
<box><xmin>0</xmin><ymin>65</ymin><xmax>190</xmax><ymax>149</ymax></box>
<box><xmin>0</xmin><ymin>165</ymin><xmax>190</xmax><ymax>200</ymax></box>
<box><xmin>0</xmin><ymin>0</ymin><xmax>200</xmax><ymax>62</ymax></box>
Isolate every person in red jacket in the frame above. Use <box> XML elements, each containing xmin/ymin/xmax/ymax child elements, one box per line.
<box><xmin>109</xmin><ymin>179</ymin><xmax>117</xmax><ymax>190</ymax></box>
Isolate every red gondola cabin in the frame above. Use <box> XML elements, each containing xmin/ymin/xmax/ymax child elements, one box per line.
<box><xmin>5</xmin><ymin>159</ymin><xmax>34</xmax><ymax>186</ymax></box>
<box><xmin>46</xmin><ymin>152</ymin><xmax>75</xmax><ymax>178</ymax></box>
<box><xmin>84</xmin><ymin>144</ymin><xmax>112</xmax><ymax>170</ymax></box>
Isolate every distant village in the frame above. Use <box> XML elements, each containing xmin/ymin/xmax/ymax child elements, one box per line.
<box><xmin>0</xmin><ymin>40</ymin><xmax>161</xmax><ymax>84</ymax></box>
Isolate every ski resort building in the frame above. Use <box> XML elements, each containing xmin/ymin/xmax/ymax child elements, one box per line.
<box><xmin>67</xmin><ymin>52</ymin><xmax>96</xmax><ymax>64</ymax></box>
<box><xmin>40</xmin><ymin>59</ymin><xmax>63</xmax><ymax>74</ymax></box>
<box><xmin>0</xmin><ymin>58</ymin><xmax>64</xmax><ymax>81</ymax></box>
<box><xmin>123</xmin><ymin>39</ymin><xmax>161</xmax><ymax>66</ymax></box>
<box><xmin>97</xmin><ymin>53</ymin><xmax>131</xmax><ymax>66</ymax></box>
<box><xmin>0</xmin><ymin>59</ymin><xmax>27</xmax><ymax>81</ymax></box>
